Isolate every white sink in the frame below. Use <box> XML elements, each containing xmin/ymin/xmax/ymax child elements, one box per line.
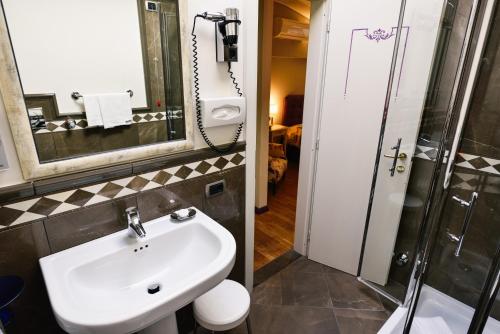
<box><xmin>39</xmin><ymin>208</ymin><xmax>236</xmax><ymax>334</ymax></box>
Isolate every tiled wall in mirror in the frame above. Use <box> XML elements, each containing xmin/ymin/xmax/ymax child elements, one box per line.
<box><xmin>2</xmin><ymin>0</ymin><xmax>186</xmax><ymax>163</ymax></box>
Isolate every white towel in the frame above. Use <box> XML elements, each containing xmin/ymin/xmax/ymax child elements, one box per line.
<box><xmin>83</xmin><ymin>94</ymin><xmax>103</xmax><ymax>127</ymax></box>
<box><xmin>98</xmin><ymin>93</ymin><xmax>133</xmax><ymax>129</ymax></box>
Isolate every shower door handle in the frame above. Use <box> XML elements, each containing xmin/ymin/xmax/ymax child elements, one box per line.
<box><xmin>387</xmin><ymin>138</ymin><xmax>402</xmax><ymax>177</ymax></box>
<box><xmin>446</xmin><ymin>191</ymin><xmax>479</xmax><ymax>257</ymax></box>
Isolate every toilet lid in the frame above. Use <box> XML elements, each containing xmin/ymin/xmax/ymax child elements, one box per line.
<box><xmin>194</xmin><ymin>279</ymin><xmax>250</xmax><ymax>331</ymax></box>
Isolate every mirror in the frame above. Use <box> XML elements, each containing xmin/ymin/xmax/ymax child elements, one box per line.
<box><xmin>2</xmin><ymin>0</ymin><xmax>187</xmax><ymax>163</ymax></box>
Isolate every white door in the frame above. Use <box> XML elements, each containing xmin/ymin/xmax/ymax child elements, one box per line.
<box><xmin>308</xmin><ymin>0</ymin><xmax>444</xmax><ymax>277</ymax></box>
<box><xmin>360</xmin><ymin>0</ymin><xmax>445</xmax><ymax>285</ymax></box>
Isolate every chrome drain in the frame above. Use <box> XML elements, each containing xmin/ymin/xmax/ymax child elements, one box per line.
<box><xmin>148</xmin><ymin>283</ymin><xmax>161</xmax><ymax>294</ymax></box>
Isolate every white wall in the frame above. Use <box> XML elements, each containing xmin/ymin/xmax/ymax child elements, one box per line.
<box><xmin>3</xmin><ymin>0</ymin><xmax>148</xmax><ymax>115</ymax></box>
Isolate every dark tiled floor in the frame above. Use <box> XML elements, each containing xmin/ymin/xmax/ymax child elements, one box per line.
<box><xmin>197</xmin><ymin>257</ymin><xmax>395</xmax><ymax>334</ymax></box>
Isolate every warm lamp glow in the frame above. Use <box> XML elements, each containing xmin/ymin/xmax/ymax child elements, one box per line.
<box><xmin>270</xmin><ymin>103</ymin><xmax>278</xmax><ymax>116</ymax></box>
<box><xmin>269</xmin><ymin>103</ymin><xmax>278</xmax><ymax>127</ymax></box>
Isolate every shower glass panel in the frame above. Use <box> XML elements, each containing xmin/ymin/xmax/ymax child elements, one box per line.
<box><xmin>403</xmin><ymin>1</ymin><xmax>500</xmax><ymax>332</ymax></box>
<box><xmin>359</xmin><ymin>0</ymin><xmax>475</xmax><ymax>303</ymax></box>
<box><xmin>386</xmin><ymin>0</ymin><xmax>476</xmax><ymax>300</ymax></box>
<box><xmin>359</xmin><ymin>0</ymin><xmax>448</xmax><ymax>298</ymax></box>
<box><xmin>483</xmin><ymin>262</ymin><xmax>500</xmax><ymax>332</ymax></box>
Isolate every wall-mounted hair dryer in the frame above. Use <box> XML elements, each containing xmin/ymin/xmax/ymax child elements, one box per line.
<box><xmin>196</xmin><ymin>9</ymin><xmax>241</xmax><ymax>62</ymax></box>
<box><xmin>192</xmin><ymin>9</ymin><xmax>244</xmax><ymax>154</ymax></box>
<box><xmin>197</xmin><ymin>12</ymin><xmax>226</xmax><ymax>22</ymax></box>
<box><xmin>217</xmin><ymin>8</ymin><xmax>240</xmax><ymax>62</ymax></box>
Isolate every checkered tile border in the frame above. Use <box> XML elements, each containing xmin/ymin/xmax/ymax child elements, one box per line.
<box><xmin>414</xmin><ymin>145</ymin><xmax>441</xmax><ymax>161</ymax></box>
<box><xmin>0</xmin><ymin>152</ymin><xmax>245</xmax><ymax>229</ymax></box>
<box><xmin>34</xmin><ymin>112</ymin><xmax>169</xmax><ymax>134</ymax></box>
<box><xmin>415</xmin><ymin>145</ymin><xmax>500</xmax><ymax>176</ymax></box>
<box><xmin>454</xmin><ymin>153</ymin><xmax>500</xmax><ymax>175</ymax></box>
<box><xmin>450</xmin><ymin>171</ymin><xmax>500</xmax><ymax>194</ymax></box>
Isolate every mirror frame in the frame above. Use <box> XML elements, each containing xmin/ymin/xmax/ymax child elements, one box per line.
<box><xmin>0</xmin><ymin>1</ymin><xmax>194</xmax><ymax>180</ymax></box>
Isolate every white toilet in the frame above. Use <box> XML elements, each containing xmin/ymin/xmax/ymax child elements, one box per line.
<box><xmin>193</xmin><ymin>280</ymin><xmax>252</xmax><ymax>333</ymax></box>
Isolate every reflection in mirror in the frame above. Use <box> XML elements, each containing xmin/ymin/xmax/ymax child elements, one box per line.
<box><xmin>2</xmin><ymin>0</ymin><xmax>186</xmax><ymax>163</ymax></box>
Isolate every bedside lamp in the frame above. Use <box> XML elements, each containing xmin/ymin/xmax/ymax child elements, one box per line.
<box><xmin>269</xmin><ymin>103</ymin><xmax>278</xmax><ymax>126</ymax></box>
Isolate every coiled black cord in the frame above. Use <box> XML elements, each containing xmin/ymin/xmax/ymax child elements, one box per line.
<box><xmin>192</xmin><ymin>16</ymin><xmax>244</xmax><ymax>154</ymax></box>
<box><xmin>227</xmin><ymin>62</ymin><xmax>243</xmax><ymax>97</ymax></box>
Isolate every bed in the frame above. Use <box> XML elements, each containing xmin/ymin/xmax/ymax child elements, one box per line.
<box><xmin>283</xmin><ymin>95</ymin><xmax>304</xmax><ymax>158</ymax></box>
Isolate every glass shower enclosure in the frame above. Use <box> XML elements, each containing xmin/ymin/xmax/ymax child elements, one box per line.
<box><xmin>357</xmin><ymin>0</ymin><xmax>500</xmax><ymax>332</ymax></box>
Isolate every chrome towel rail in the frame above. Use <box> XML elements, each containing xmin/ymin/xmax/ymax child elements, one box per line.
<box><xmin>446</xmin><ymin>191</ymin><xmax>479</xmax><ymax>257</ymax></box>
<box><xmin>71</xmin><ymin>90</ymin><xmax>134</xmax><ymax>100</ymax></box>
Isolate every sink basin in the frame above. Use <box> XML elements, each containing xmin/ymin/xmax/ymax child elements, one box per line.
<box><xmin>39</xmin><ymin>208</ymin><xmax>236</xmax><ymax>334</ymax></box>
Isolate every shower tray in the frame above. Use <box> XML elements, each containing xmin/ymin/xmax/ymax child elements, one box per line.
<box><xmin>378</xmin><ymin>285</ymin><xmax>500</xmax><ymax>333</ymax></box>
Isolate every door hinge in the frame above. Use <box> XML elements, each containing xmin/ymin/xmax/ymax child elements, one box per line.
<box><xmin>326</xmin><ymin>19</ymin><xmax>331</xmax><ymax>33</ymax></box>
<box><xmin>315</xmin><ymin>139</ymin><xmax>320</xmax><ymax>150</ymax></box>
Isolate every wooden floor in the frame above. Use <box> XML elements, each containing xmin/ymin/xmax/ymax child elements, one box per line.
<box><xmin>254</xmin><ymin>161</ymin><xmax>299</xmax><ymax>271</ymax></box>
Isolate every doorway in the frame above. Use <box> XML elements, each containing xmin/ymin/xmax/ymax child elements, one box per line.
<box><xmin>254</xmin><ymin>0</ymin><xmax>312</xmax><ymax>271</ymax></box>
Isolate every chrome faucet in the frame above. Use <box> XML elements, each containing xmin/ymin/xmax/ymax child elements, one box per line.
<box><xmin>126</xmin><ymin>207</ymin><xmax>146</xmax><ymax>238</ymax></box>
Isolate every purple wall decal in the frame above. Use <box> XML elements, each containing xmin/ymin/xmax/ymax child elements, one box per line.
<box><xmin>365</xmin><ymin>28</ymin><xmax>394</xmax><ymax>42</ymax></box>
<box><xmin>344</xmin><ymin>26</ymin><xmax>410</xmax><ymax>97</ymax></box>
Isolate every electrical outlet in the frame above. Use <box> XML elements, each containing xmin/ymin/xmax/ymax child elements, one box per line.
<box><xmin>205</xmin><ymin>180</ymin><xmax>225</xmax><ymax>198</ymax></box>
<box><xmin>145</xmin><ymin>1</ymin><xmax>158</xmax><ymax>12</ymax></box>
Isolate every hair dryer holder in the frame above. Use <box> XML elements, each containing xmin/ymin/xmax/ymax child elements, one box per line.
<box><xmin>215</xmin><ymin>19</ymin><xmax>241</xmax><ymax>63</ymax></box>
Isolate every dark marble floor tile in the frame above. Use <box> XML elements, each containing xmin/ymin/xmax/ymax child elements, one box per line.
<box><xmin>322</xmin><ymin>265</ymin><xmax>343</xmax><ymax>274</ymax></box>
<box><xmin>280</xmin><ymin>256</ymin><xmax>327</xmax><ymax>274</ymax></box>
<box><xmin>190</xmin><ymin>254</ymin><xmax>397</xmax><ymax>334</ymax></box>
<box><xmin>254</xmin><ymin>250</ymin><xmax>301</xmax><ymax>287</ymax></box>
<box><xmin>281</xmin><ymin>270</ymin><xmax>332</xmax><ymax>308</ymax></box>
<box><xmin>325</xmin><ymin>271</ymin><xmax>384</xmax><ymax>311</ymax></box>
<box><xmin>252</xmin><ymin>272</ymin><xmax>282</xmax><ymax>306</ymax></box>
<box><xmin>236</xmin><ymin>304</ymin><xmax>339</xmax><ymax>334</ymax></box>
<box><xmin>333</xmin><ymin>308</ymin><xmax>388</xmax><ymax>334</ymax></box>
